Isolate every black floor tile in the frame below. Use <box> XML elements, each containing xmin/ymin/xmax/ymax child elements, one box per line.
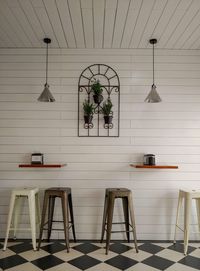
<box><xmin>168</xmin><ymin>243</ymin><xmax>196</xmax><ymax>254</ymax></box>
<box><xmin>142</xmin><ymin>255</ymin><xmax>174</xmax><ymax>270</ymax></box>
<box><xmin>32</xmin><ymin>255</ymin><xmax>64</xmax><ymax>270</ymax></box>
<box><xmin>105</xmin><ymin>255</ymin><xmax>138</xmax><ymax>270</ymax></box>
<box><xmin>139</xmin><ymin>243</ymin><xmax>164</xmax><ymax>254</ymax></box>
<box><xmin>73</xmin><ymin>243</ymin><xmax>100</xmax><ymax>254</ymax></box>
<box><xmin>68</xmin><ymin>255</ymin><xmax>101</xmax><ymax>270</ymax></box>
<box><xmin>0</xmin><ymin>255</ymin><xmax>27</xmax><ymax>270</ymax></box>
<box><xmin>179</xmin><ymin>255</ymin><xmax>200</xmax><ymax>270</ymax></box>
<box><xmin>8</xmin><ymin>242</ymin><xmax>33</xmax><ymax>253</ymax></box>
<box><xmin>109</xmin><ymin>243</ymin><xmax>133</xmax><ymax>254</ymax></box>
<box><xmin>40</xmin><ymin>242</ymin><xmax>66</xmax><ymax>254</ymax></box>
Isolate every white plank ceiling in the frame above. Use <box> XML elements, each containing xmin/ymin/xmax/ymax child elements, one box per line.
<box><xmin>0</xmin><ymin>0</ymin><xmax>200</xmax><ymax>49</ymax></box>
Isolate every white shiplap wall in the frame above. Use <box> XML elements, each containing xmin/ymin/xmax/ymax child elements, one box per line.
<box><xmin>0</xmin><ymin>48</ymin><xmax>200</xmax><ymax>241</ymax></box>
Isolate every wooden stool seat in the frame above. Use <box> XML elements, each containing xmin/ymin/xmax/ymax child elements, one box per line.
<box><xmin>101</xmin><ymin>188</ymin><xmax>138</xmax><ymax>254</ymax></box>
<box><xmin>3</xmin><ymin>187</ymin><xmax>40</xmax><ymax>251</ymax></box>
<box><xmin>174</xmin><ymin>189</ymin><xmax>200</xmax><ymax>255</ymax></box>
<box><xmin>37</xmin><ymin>187</ymin><xmax>76</xmax><ymax>252</ymax></box>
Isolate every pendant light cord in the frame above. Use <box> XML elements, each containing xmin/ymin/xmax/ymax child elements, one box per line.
<box><xmin>153</xmin><ymin>42</ymin><xmax>154</xmax><ymax>86</ymax></box>
<box><xmin>46</xmin><ymin>42</ymin><xmax>48</xmax><ymax>85</ymax></box>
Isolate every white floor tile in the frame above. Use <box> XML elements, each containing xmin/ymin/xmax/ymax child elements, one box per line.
<box><xmin>86</xmin><ymin>263</ymin><xmax>120</xmax><ymax>271</ymax></box>
<box><xmin>0</xmin><ymin>249</ymin><xmax>15</xmax><ymax>259</ymax></box>
<box><xmin>156</xmin><ymin>248</ymin><xmax>185</xmax><ymax>262</ymax></box>
<box><xmin>19</xmin><ymin>249</ymin><xmax>50</xmax><ymax>261</ymax></box>
<box><xmin>122</xmin><ymin>249</ymin><xmax>152</xmax><ymax>262</ymax></box>
<box><xmin>189</xmin><ymin>248</ymin><xmax>200</xmax><ymax>258</ymax></box>
<box><xmin>88</xmin><ymin>248</ymin><xmax>118</xmax><ymax>261</ymax></box>
<box><xmin>53</xmin><ymin>248</ymin><xmax>83</xmax><ymax>261</ymax></box>
<box><xmin>165</xmin><ymin>262</ymin><xmax>198</xmax><ymax>271</ymax></box>
<box><xmin>46</xmin><ymin>262</ymin><xmax>81</xmax><ymax>271</ymax></box>
<box><xmin>126</xmin><ymin>263</ymin><xmax>160</xmax><ymax>271</ymax></box>
<box><xmin>5</xmin><ymin>262</ymin><xmax>42</xmax><ymax>271</ymax></box>
<box><xmin>152</xmin><ymin>243</ymin><xmax>171</xmax><ymax>248</ymax></box>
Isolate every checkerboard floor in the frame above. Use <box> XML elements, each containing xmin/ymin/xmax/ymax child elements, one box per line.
<box><xmin>0</xmin><ymin>241</ymin><xmax>200</xmax><ymax>270</ymax></box>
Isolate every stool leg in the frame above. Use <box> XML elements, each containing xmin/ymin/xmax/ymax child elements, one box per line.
<box><xmin>106</xmin><ymin>194</ymin><xmax>115</xmax><ymax>255</ymax></box>
<box><xmin>28</xmin><ymin>193</ymin><xmax>37</xmax><ymax>251</ymax></box>
<box><xmin>35</xmin><ymin>192</ymin><xmax>41</xmax><ymax>228</ymax></box>
<box><xmin>38</xmin><ymin>193</ymin><xmax>49</xmax><ymax>250</ymax></box>
<box><xmin>13</xmin><ymin>196</ymin><xmax>22</xmax><ymax>239</ymax></box>
<box><xmin>196</xmin><ymin>199</ymin><xmax>200</xmax><ymax>232</ymax></box>
<box><xmin>174</xmin><ymin>191</ymin><xmax>183</xmax><ymax>244</ymax></box>
<box><xmin>61</xmin><ymin>194</ymin><xmax>70</xmax><ymax>252</ymax></box>
<box><xmin>3</xmin><ymin>194</ymin><xmax>16</xmax><ymax>251</ymax></box>
<box><xmin>184</xmin><ymin>196</ymin><xmax>191</xmax><ymax>255</ymax></box>
<box><xmin>47</xmin><ymin>196</ymin><xmax>55</xmax><ymax>242</ymax></box>
<box><xmin>128</xmin><ymin>193</ymin><xmax>138</xmax><ymax>253</ymax></box>
<box><xmin>101</xmin><ymin>194</ymin><xmax>108</xmax><ymax>243</ymax></box>
<box><xmin>122</xmin><ymin>197</ymin><xmax>130</xmax><ymax>242</ymax></box>
<box><xmin>68</xmin><ymin>193</ymin><xmax>76</xmax><ymax>242</ymax></box>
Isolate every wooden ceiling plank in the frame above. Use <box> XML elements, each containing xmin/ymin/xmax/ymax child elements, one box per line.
<box><xmin>44</xmin><ymin>0</ymin><xmax>68</xmax><ymax>48</ymax></box>
<box><xmin>158</xmin><ymin>0</ymin><xmax>193</xmax><ymax>48</ymax></box>
<box><xmin>0</xmin><ymin>0</ymin><xmax>32</xmax><ymax>47</ymax></box>
<box><xmin>182</xmin><ymin>24</ymin><xmax>200</xmax><ymax>49</ymax></box>
<box><xmin>9</xmin><ymin>6</ymin><xmax>40</xmax><ymax>47</ymax></box>
<box><xmin>81</xmin><ymin>0</ymin><xmax>92</xmax><ymax>9</ymax></box>
<box><xmin>174</xmin><ymin>10</ymin><xmax>200</xmax><ymax>49</ymax></box>
<box><xmin>0</xmin><ymin>14</ymin><xmax>22</xmax><ymax>47</ymax></box>
<box><xmin>56</xmin><ymin>0</ymin><xmax>76</xmax><ymax>48</ymax></box>
<box><xmin>121</xmin><ymin>0</ymin><xmax>143</xmax><ymax>48</ymax></box>
<box><xmin>139</xmin><ymin>0</ymin><xmax>167</xmax><ymax>48</ymax></box>
<box><xmin>164</xmin><ymin>0</ymin><xmax>200</xmax><ymax>48</ymax></box>
<box><xmin>112</xmin><ymin>0</ymin><xmax>130</xmax><ymax>48</ymax></box>
<box><xmin>104</xmin><ymin>0</ymin><xmax>117</xmax><ymax>48</ymax></box>
<box><xmin>129</xmin><ymin>0</ymin><xmax>155</xmax><ymax>48</ymax></box>
<box><xmin>150</xmin><ymin>0</ymin><xmax>180</xmax><ymax>47</ymax></box>
<box><xmin>18</xmin><ymin>0</ymin><xmax>45</xmax><ymax>46</ymax></box>
<box><xmin>190</xmin><ymin>35</ymin><xmax>200</xmax><ymax>50</ymax></box>
<box><xmin>68</xmin><ymin>0</ymin><xmax>85</xmax><ymax>48</ymax></box>
<box><xmin>81</xmin><ymin>8</ymin><xmax>93</xmax><ymax>48</ymax></box>
<box><xmin>0</xmin><ymin>29</ymin><xmax>13</xmax><ymax>47</ymax></box>
<box><xmin>33</xmin><ymin>7</ymin><xmax>59</xmax><ymax>47</ymax></box>
<box><xmin>93</xmin><ymin>0</ymin><xmax>105</xmax><ymax>48</ymax></box>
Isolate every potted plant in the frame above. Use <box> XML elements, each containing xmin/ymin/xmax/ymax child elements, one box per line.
<box><xmin>91</xmin><ymin>79</ymin><xmax>103</xmax><ymax>104</ymax></box>
<box><xmin>83</xmin><ymin>100</ymin><xmax>94</xmax><ymax>124</ymax></box>
<box><xmin>102</xmin><ymin>99</ymin><xmax>113</xmax><ymax>124</ymax></box>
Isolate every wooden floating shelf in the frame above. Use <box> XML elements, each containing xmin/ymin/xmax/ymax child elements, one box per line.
<box><xmin>130</xmin><ymin>164</ymin><xmax>178</xmax><ymax>169</ymax></box>
<box><xmin>19</xmin><ymin>164</ymin><xmax>66</xmax><ymax>168</ymax></box>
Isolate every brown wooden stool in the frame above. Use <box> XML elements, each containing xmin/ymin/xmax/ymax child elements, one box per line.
<box><xmin>101</xmin><ymin>188</ymin><xmax>138</xmax><ymax>254</ymax></box>
<box><xmin>37</xmin><ymin>187</ymin><xmax>76</xmax><ymax>252</ymax></box>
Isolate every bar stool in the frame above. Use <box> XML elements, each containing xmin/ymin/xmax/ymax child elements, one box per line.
<box><xmin>3</xmin><ymin>187</ymin><xmax>40</xmax><ymax>251</ymax></box>
<box><xmin>101</xmin><ymin>188</ymin><xmax>138</xmax><ymax>254</ymax></box>
<box><xmin>37</xmin><ymin>187</ymin><xmax>76</xmax><ymax>252</ymax></box>
<box><xmin>174</xmin><ymin>189</ymin><xmax>200</xmax><ymax>255</ymax></box>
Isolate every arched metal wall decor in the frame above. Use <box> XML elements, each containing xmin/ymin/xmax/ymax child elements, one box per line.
<box><xmin>78</xmin><ymin>64</ymin><xmax>120</xmax><ymax>137</ymax></box>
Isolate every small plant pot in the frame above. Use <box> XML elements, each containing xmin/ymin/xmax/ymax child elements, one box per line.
<box><xmin>84</xmin><ymin>115</ymin><xmax>93</xmax><ymax>124</ymax></box>
<box><xmin>93</xmin><ymin>94</ymin><xmax>103</xmax><ymax>104</ymax></box>
<box><xmin>104</xmin><ymin>115</ymin><xmax>113</xmax><ymax>124</ymax></box>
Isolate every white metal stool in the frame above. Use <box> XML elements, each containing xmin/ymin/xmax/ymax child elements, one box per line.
<box><xmin>174</xmin><ymin>189</ymin><xmax>200</xmax><ymax>255</ymax></box>
<box><xmin>3</xmin><ymin>187</ymin><xmax>40</xmax><ymax>251</ymax></box>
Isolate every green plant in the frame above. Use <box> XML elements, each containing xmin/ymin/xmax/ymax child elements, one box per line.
<box><xmin>91</xmin><ymin>80</ymin><xmax>103</xmax><ymax>95</ymax></box>
<box><xmin>83</xmin><ymin>100</ymin><xmax>94</xmax><ymax>116</ymax></box>
<box><xmin>102</xmin><ymin>99</ymin><xmax>113</xmax><ymax>116</ymax></box>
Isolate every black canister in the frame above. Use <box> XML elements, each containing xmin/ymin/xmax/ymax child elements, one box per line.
<box><xmin>143</xmin><ymin>154</ymin><xmax>155</xmax><ymax>165</ymax></box>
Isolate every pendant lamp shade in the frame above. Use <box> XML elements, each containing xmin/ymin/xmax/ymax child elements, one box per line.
<box><xmin>38</xmin><ymin>38</ymin><xmax>55</xmax><ymax>102</ymax></box>
<box><xmin>144</xmin><ymin>39</ymin><xmax>162</xmax><ymax>103</ymax></box>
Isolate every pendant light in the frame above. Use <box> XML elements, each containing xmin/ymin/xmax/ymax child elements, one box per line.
<box><xmin>38</xmin><ymin>38</ymin><xmax>55</xmax><ymax>102</ymax></box>
<box><xmin>144</xmin><ymin>38</ymin><xmax>161</xmax><ymax>103</ymax></box>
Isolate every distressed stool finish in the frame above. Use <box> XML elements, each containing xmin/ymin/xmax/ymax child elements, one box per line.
<box><xmin>101</xmin><ymin>188</ymin><xmax>138</xmax><ymax>254</ymax></box>
<box><xmin>174</xmin><ymin>189</ymin><xmax>200</xmax><ymax>255</ymax></box>
<box><xmin>3</xmin><ymin>187</ymin><xmax>40</xmax><ymax>251</ymax></box>
<box><xmin>37</xmin><ymin>187</ymin><xmax>76</xmax><ymax>252</ymax></box>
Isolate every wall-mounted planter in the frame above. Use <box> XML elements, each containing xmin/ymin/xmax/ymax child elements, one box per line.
<box><xmin>78</xmin><ymin>64</ymin><xmax>120</xmax><ymax>137</ymax></box>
